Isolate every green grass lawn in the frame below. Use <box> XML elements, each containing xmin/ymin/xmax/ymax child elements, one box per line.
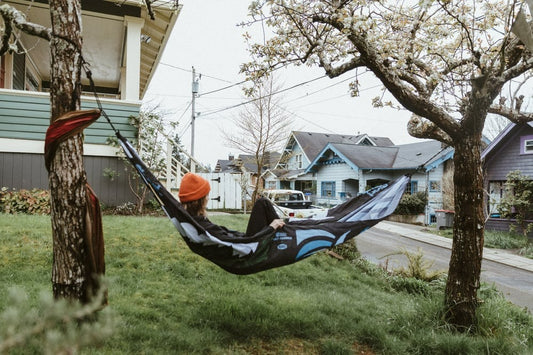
<box><xmin>431</xmin><ymin>227</ymin><xmax>533</xmax><ymax>258</ymax></box>
<box><xmin>1</xmin><ymin>214</ymin><xmax>532</xmax><ymax>354</ymax></box>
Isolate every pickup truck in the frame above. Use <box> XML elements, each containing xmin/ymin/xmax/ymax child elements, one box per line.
<box><xmin>263</xmin><ymin>189</ymin><xmax>325</xmax><ymax>218</ymax></box>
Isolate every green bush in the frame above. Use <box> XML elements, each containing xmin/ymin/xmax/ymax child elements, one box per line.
<box><xmin>395</xmin><ymin>191</ymin><xmax>428</xmax><ymax>215</ymax></box>
<box><xmin>0</xmin><ymin>188</ymin><xmax>50</xmax><ymax>215</ymax></box>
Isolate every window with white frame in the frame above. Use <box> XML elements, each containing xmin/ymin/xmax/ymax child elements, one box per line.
<box><xmin>521</xmin><ymin>135</ymin><xmax>533</xmax><ymax>154</ymax></box>
<box><xmin>525</xmin><ymin>139</ymin><xmax>533</xmax><ymax>153</ymax></box>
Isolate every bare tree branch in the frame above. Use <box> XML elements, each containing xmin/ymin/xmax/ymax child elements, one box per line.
<box><xmin>407</xmin><ymin>114</ymin><xmax>453</xmax><ymax>145</ymax></box>
<box><xmin>0</xmin><ymin>4</ymin><xmax>52</xmax><ymax>54</ymax></box>
<box><xmin>317</xmin><ymin>54</ymin><xmax>364</xmax><ymax>77</ymax></box>
<box><xmin>488</xmin><ymin>105</ymin><xmax>533</xmax><ymax>124</ymax></box>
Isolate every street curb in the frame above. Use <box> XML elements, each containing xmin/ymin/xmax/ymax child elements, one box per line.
<box><xmin>375</xmin><ymin>221</ymin><xmax>533</xmax><ymax>273</ymax></box>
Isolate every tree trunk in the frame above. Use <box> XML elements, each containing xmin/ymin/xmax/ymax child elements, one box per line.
<box><xmin>48</xmin><ymin>0</ymin><xmax>90</xmax><ymax>302</ymax></box>
<box><xmin>444</xmin><ymin>137</ymin><xmax>485</xmax><ymax>330</ymax></box>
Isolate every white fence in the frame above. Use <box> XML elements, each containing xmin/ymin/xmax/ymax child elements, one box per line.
<box><xmin>199</xmin><ymin>172</ymin><xmax>250</xmax><ymax>211</ymax></box>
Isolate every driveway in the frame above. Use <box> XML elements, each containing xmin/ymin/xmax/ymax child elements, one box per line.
<box><xmin>357</xmin><ymin>221</ymin><xmax>533</xmax><ymax>311</ymax></box>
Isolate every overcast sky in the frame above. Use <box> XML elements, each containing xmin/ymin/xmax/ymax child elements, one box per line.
<box><xmin>144</xmin><ymin>0</ymin><xmax>420</xmax><ymax>168</ymax></box>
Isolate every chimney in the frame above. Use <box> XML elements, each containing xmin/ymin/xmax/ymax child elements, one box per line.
<box><xmin>228</xmin><ymin>153</ymin><xmax>234</xmax><ymax>161</ymax></box>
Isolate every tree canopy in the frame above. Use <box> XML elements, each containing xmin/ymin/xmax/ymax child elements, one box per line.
<box><xmin>242</xmin><ymin>0</ymin><xmax>533</xmax><ymax>144</ymax></box>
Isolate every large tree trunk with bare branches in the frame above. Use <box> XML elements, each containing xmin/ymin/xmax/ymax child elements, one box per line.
<box><xmin>48</xmin><ymin>0</ymin><xmax>91</xmax><ymax>302</ymax></box>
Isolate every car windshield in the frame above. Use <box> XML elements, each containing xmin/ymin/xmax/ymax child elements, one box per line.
<box><xmin>274</xmin><ymin>193</ymin><xmax>301</xmax><ymax>202</ymax></box>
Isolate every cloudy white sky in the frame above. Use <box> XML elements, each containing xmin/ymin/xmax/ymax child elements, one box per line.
<box><xmin>144</xmin><ymin>0</ymin><xmax>420</xmax><ymax>168</ymax></box>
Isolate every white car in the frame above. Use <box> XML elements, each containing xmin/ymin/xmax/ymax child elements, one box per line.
<box><xmin>263</xmin><ymin>189</ymin><xmax>325</xmax><ymax>218</ymax></box>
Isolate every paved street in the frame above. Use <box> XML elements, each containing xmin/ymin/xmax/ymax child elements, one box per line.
<box><xmin>357</xmin><ymin>221</ymin><xmax>533</xmax><ymax>311</ymax></box>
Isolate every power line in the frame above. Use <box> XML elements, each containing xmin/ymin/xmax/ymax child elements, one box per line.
<box><xmin>200</xmin><ymin>75</ymin><xmax>327</xmax><ymax>117</ymax></box>
<box><xmin>159</xmin><ymin>62</ymin><xmax>233</xmax><ymax>83</ymax></box>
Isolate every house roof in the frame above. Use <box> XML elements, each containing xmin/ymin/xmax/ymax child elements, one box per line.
<box><xmin>481</xmin><ymin>122</ymin><xmax>533</xmax><ymax>160</ymax></box>
<box><xmin>289</xmin><ymin>131</ymin><xmax>394</xmax><ymax>163</ymax></box>
<box><xmin>306</xmin><ymin>140</ymin><xmax>452</xmax><ymax>173</ymax></box>
<box><xmin>215</xmin><ymin>152</ymin><xmax>281</xmax><ymax>174</ymax></box>
<box><xmin>10</xmin><ymin>0</ymin><xmax>180</xmax><ymax>100</ymax></box>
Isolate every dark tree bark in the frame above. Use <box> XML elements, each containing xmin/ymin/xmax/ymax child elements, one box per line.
<box><xmin>48</xmin><ymin>0</ymin><xmax>91</xmax><ymax>302</ymax></box>
<box><xmin>445</xmin><ymin>138</ymin><xmax>485</xmax><ymax>329</ymax></box>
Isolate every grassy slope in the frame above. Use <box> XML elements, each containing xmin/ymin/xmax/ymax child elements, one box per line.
<box><xmin>0</xmin><ymin>214</ymin><xmax>531</xmax><ymax>354</ymax></box>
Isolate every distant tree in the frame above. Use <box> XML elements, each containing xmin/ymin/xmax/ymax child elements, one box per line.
<box><xmin>223</xmin><ymin>75</ymin><xmax>291</xmax><ymax>202</ymax></box>
<box><xmin>126</xmin><ymin>108</ymin><xmax>175</xmax><ymax>213</ymax></box>
<box><xmin>242</xmin><ymin>0</ymin><xmax>533</xmax><ymax>329</ymax></box>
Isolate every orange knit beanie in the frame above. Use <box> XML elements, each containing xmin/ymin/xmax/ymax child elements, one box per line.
<box><xmin>179</xmin><ymin>173</ymin><xmax>210</xmax><ymax>202</ymax></box>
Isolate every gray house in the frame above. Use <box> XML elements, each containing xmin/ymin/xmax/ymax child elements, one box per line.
<box><xmin>482</xmin><ymin>122</ymin><xmax>533</xmax><ymax>235</ymax></box>
<box><xmin>270</xmin><ymin>131</ymin><xmax>394</xmax><ymax>192</ymax></box>
<box><xmin>0</xmin><ymin>0</ymin><xmax>180</xmax><ymax>206</ymax></box>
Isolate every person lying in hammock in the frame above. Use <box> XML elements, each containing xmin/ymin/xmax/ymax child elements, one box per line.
<box><xmin>178</xmin><ymin>173</ymin><xmax>285</xmax><ymax>239</ymax></box>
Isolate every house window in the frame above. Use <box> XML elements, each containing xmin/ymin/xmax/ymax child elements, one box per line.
<box><xmin>321</xmin><ymin>181</ymin><xmax>336</xmax><ymax>198</ymax></box>
<box><xmin>406</xmin><ymin>180</ymin><xmax>418</xmax><ymax>194</ymax></box>
<box><xmin>265</xmin><ymin>181</ymin><xmax>276</xmax><ymax>190</ymax></box>
<box><xmin>524</xmin><ymin>139</ymin><xmax>533</xmax><ymax>154</ymax></box>
<box><xmin>12</xmin><ymin>52</ymin><xmax>25</xmax><ymax>90</ymax></box>
<box><xmin>521</xmin><ymin>135</ymin><xmax>533</xmax><ymax>154</ymax></box>
<box><xmin>488</xmin><ymin>181</ymin><xmax>506</xmax><ymax>217</ymax></box>
<box><xmin>295</xmin><ymin>154</ymin><xmax>303</xmax><ymax>169</ymax></box>
<box><xmin>429</xmin><ymin>180</ymin><xmax>441</xmax><ymax>192</ymax></box>
<box><xmin>11</xmin><ymin>52</ymin><xmax>41</xmax><ymax>91</ymax></box>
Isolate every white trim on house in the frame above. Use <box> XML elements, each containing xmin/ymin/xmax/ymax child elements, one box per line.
<box><xmin>122</xmin><ymin>16</ymin><xmax>144</xmax><ymax>101</ymax></box>
<box><xmin>0</xmin><ymin>138</ymin><xmax>119</xmax><ymax>157</ymax></box>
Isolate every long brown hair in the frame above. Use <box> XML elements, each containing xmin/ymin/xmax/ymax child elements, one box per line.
<box><xmin>182</xmin><ymin>195</ymin><xmax>208</xmax><ymax>216</ymax></box>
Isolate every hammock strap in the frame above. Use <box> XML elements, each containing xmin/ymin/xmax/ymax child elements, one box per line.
<box><xmin>81</xmin><ymin>58</ymin><xmax>120</xmax><ymax>135</ymax></box>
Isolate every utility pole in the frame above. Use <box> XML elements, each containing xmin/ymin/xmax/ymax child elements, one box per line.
<box><xmin>191</xmin><ymin>66</ymin><xmax>200</xmax><ymax>157</ymax></box>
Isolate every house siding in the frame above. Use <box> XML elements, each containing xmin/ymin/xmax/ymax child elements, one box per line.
<box><xmin>286</xmin><ymin>144</ymin><xmax>309</xmax><ymax>170</ymax></box>
<box><xmin>0</xmin><ymin>90</ymin><xmax>141</xmax><ymax>206</ymax></box>
<box><xmin>316</xmin><ymin>163</ymin><xmax>358</xmax><ymax>204</ymax></box>
<box><xmin>483</xmin><ymin>124</ymin><xmax>533</xmax><ymax>234</ymax></box>
<box><xmin>0</xmin><ymin>151</ymin><xmax>138</xmax><ymax>206</ymax></box>
<box><xmin>315</xmin><ymin>166</ymin><xmax>446</xmax><ymax>222</ymax></box>
<box><xmin>485</xmin><ymin>125</ymin><xmax>533</xmax><ymax>180</ymax></box>
<box><xmin>0</xmin><ymin>90</ymin><xmax>139</xmax><ymax>144</ymax></box>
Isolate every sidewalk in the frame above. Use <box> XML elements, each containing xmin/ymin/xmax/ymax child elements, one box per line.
<box><xmin>375</xmin><ymin>221</ymin><xmax>533</xmax><ymax>273</ymax></box>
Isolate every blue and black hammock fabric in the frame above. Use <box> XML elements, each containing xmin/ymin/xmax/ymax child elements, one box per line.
<box><xmin>116</xmin><ymin>132</ymin><xmax>410</xmax><ymax>275</ymax></box>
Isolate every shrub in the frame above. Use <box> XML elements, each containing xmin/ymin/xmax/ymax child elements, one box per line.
<box><xmin>395</xmin><ymin>191</ymin><xmax>428</xmax><ymax>215</ymax></box>
<box><xmin>0</xmin><ymin>188</ymin><xmax>50</xmax><ymax>215</ymax></box>
<box><xmin>113</xmin><ymin>201</ymin><xmax>138</xmax><ymax>215</ymax></box>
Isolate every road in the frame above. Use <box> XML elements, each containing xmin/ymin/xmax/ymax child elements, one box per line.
<box><xmin>356</xmin><ymin>223</ymin><xmax>533</xmax><ymax>311</ymax></box>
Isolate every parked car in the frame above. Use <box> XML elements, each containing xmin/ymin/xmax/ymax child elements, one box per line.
<box><xmin>263</xmin><ymin>189</ymin><xmax>325</xmax><ymax>218</ymax></box>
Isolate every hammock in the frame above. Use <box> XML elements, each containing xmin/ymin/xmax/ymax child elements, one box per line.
<box><xmin>46</xmin><ymin>109</ymin><xmax>409</xmax><ymax>275</ymax></box>
<box><xmin>116</xmin><ymin>132</ymin><xmax>410</xmax><ymax>274</ymax></box>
